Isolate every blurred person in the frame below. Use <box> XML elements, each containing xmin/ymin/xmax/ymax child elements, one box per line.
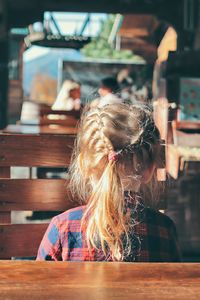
<box><xmin>90</xmin><ymin>77</ymin><xmax>122</xmax><ymax>108</ymax></box>
<box><xmin>52</xmin><ymin>80</ymin><xmax>81</xmax><ymax>111</ymax></box>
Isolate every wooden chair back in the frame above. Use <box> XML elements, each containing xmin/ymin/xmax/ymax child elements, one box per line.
<box><xmin>40</xmin><ymin>107</ymin><xmax>81</xmax><ymax>118</ymax></box>
<box><xmin>172</xmin><ymin>120</ymin><xmax>200</xmax><ymax>147</ymax></box>
<box><xmin>39</xmin><ymin>106</ymin><xmax>80</xmax><ymax>127</ymax></box>
<box><xmin>20</xmin><ymin>101</ymin><xmax>81</xmax><ymax>127</ymax></box>
<box><xmin>0</xmin><ymin>133</ymin><xmax>77</xmax><ymax>259</ymax></box>
<box><xmin>39</xmin><ymin>115</ymin><xmax>79</xmax><ymax>127</ymax></box>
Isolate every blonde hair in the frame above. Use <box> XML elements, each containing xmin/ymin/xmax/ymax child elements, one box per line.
<box><xmin>69</xmin><ymin>103</ymin><xmax>162</xmax><ymax>260</ymax></box>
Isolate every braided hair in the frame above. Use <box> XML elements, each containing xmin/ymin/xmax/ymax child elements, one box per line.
<box><xmin>69</xmin><ymin>103</ymin><xmax>162</xmax><ymax>260</ymax></box>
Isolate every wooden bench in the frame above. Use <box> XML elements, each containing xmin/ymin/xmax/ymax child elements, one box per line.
<box><xmin>39</xmin><ymin>108</ymin><xmax>81</xmax><ymax>127</ymax></box>
<box><xmin>0</xmin><ymin>133</ymin><xmax>77</xmax><ymax>259</ymax></box>
<box><xmin>20</xmin><ymin>101</ymin><xmax>81</xmax><ymax>127</ymax></box>
<box><xmin>3</xmin><ymin>124</ymin><xmax>78</xmax><ymax>135</ymax></box>
<box><xmin>166</xmin><ymin>121</ymin><xmax>200</xmax><ymax>179</ymax></box>
<box><xmin>40</xmin><ymin>106</ymin><xmax>81</xmax><ymax>119</ymax></box>
<box><xmin>172</xmin><ymin>120</ymin><xmax>200</xmax><ymax>147</ymax></box>
<box><xmin>0</xmin><ymin>131</ymin><xmax>168</xmax><ymax>259</ymax></box>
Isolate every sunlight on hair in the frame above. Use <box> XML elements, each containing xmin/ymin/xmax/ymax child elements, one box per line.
<box><xmin>69</xmin><ymin>103</ymin><xmax>163</xmax><ymax>260</ymax></box>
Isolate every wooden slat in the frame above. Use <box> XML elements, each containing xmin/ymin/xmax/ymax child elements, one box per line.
<box><xmin>175</xmin><ymin>121</ymin><xmax>200</xmax><ymax>130</ymax></box>
<box><xmin>0</xmin><ymin>179</ymin><xmax>80</xmax><ymax>211</ymax></box>
<box><xmin>172</xmin><ymin>121</ymin><xmax>200</xmax><ymax>147</ymax></box>
<box><xmin>0</xmin><ymin>134</ymin><xmax>75</xmax><ymax>167</ymax></box>
<box><xmin>0</xmin><ymin>212</ymin><xmax>11</xmax><ymax>223</ymax></box>
<box><xmin>173</xmin><ymin>130</ymin><xmax>200</xmax><ymax>147</ymax></box>
<box><xmin>40</xmin><ymin>108</ymin><xmax>80</xmax><ymax>119</ymax></box>
<box><xmin>0</xmin><ymin>167</ymin><xmax>11</xmax><ymax>224</ymax></box>
<box><xmin>40</xmin><ymin>116</ymin><xmax>78</xmax><ymax>127</ymax></box>
<box><xmin>0</xmin><ymin>167</ymin><xmax>10</xmax><ymax>178</ymax></box>
<box><xmin>3</xmin><ymin>124</ymin><xmax>77</xmax><ymax>135</ymax></box>
<box><xmin>0</xmin><ymin>224</ymin><xmax>48</xmax><ymax>258</ymax></box>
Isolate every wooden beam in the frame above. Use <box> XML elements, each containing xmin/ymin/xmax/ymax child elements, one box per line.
<box><xmin>0</xmin><ymin>38</ymin><xmax>9</xmax><ymax>129</ymax></box>
<box><xmin>7</xmin><ymin>0</ymin><xmax>182</xmax><ymax>30</ymax></box>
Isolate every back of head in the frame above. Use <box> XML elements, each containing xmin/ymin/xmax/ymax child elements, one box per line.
<box><xmin>70</xmin><ymin>103</ymin><xmax>161</xmax><ymax>260</ymax></box>
<box><xmin>100</xmin><ymin>77</ymin><xmax>119</xmax><ymax>93</ymax></box>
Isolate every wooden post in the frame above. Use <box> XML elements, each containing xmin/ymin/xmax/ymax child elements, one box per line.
<box><xmin>0</xmin><ymin>38</ymin><xmax>9</xmax><ymax>129</ymax></box>
<box><xmin>0</xmin><ymin>0</ymin><xmax>9</xmax><ymax>131</ymax></box>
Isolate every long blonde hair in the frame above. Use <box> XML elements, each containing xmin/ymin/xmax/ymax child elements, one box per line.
<box><xmin>69</xmin><ymin>103</ymin><xmax>161</xmax><ymax>260</ymax></box>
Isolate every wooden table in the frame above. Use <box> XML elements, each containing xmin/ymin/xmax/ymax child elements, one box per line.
<box><xmin>0</xmin><ymin>261</ymin><xmax>199</xmax><ymax>300</ymax></box>
<box><xmin>2</xmin><ymin>124</ymin><xmax>77</xmax><ymax>135</ymax></box>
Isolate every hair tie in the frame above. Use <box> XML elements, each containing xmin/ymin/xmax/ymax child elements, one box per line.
<box><xmin>108</xmin><ymin>151</ymin><xmax>118</xmax><ymax>162</ymax></box>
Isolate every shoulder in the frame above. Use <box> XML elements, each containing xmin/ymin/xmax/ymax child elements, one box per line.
<box><xmin>97</xmin><ymin>94</ymin><xmax>122</xmax><ymax>107</ymax></box>
<box><xmin>104</xmin><ymin>93</ymin><xmax>122</xmax><ymax>102</ymax></box>
<box><xmin>144</xmin><ymin>208</ymin><xmax>176</xmax><ymax>230</ymax></box>
<box><xmin>53</xmin><ymin>205</ymin><xmax>86</xmax><ymax>224</ymax></box>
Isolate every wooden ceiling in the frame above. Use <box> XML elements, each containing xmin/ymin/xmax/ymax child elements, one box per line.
<box><xmin>119</xmin><ymin>15</ymin><xmax>159</xmax><ymax>37</ymax></box>
<box><xmin>119</xmin><ymin>15</ymin><xmax>160</xmax><ymax>62</ymax></box>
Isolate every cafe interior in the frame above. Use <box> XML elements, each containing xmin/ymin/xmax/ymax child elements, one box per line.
<box><xmin>0</xmin><ymin>0</ymin><xmax>200</xmax><ymax>299</ymax></box>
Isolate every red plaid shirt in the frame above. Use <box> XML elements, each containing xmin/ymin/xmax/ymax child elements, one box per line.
<box><xmin>36</xmin><ymin>200</ymin><xmax>181</xmax><ymax>262</ymax></box>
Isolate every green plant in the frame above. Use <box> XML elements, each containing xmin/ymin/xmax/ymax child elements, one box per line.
<box><xmin>81</xmin><ymin>15</ymin><xmax>145</xmax><ymax>62</ymax></box>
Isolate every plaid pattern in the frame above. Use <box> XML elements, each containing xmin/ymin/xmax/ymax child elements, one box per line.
<box><xmin>36</xmin><ymin>202</ymin><xmax>181</xmax><ymax>262</ymax></box>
